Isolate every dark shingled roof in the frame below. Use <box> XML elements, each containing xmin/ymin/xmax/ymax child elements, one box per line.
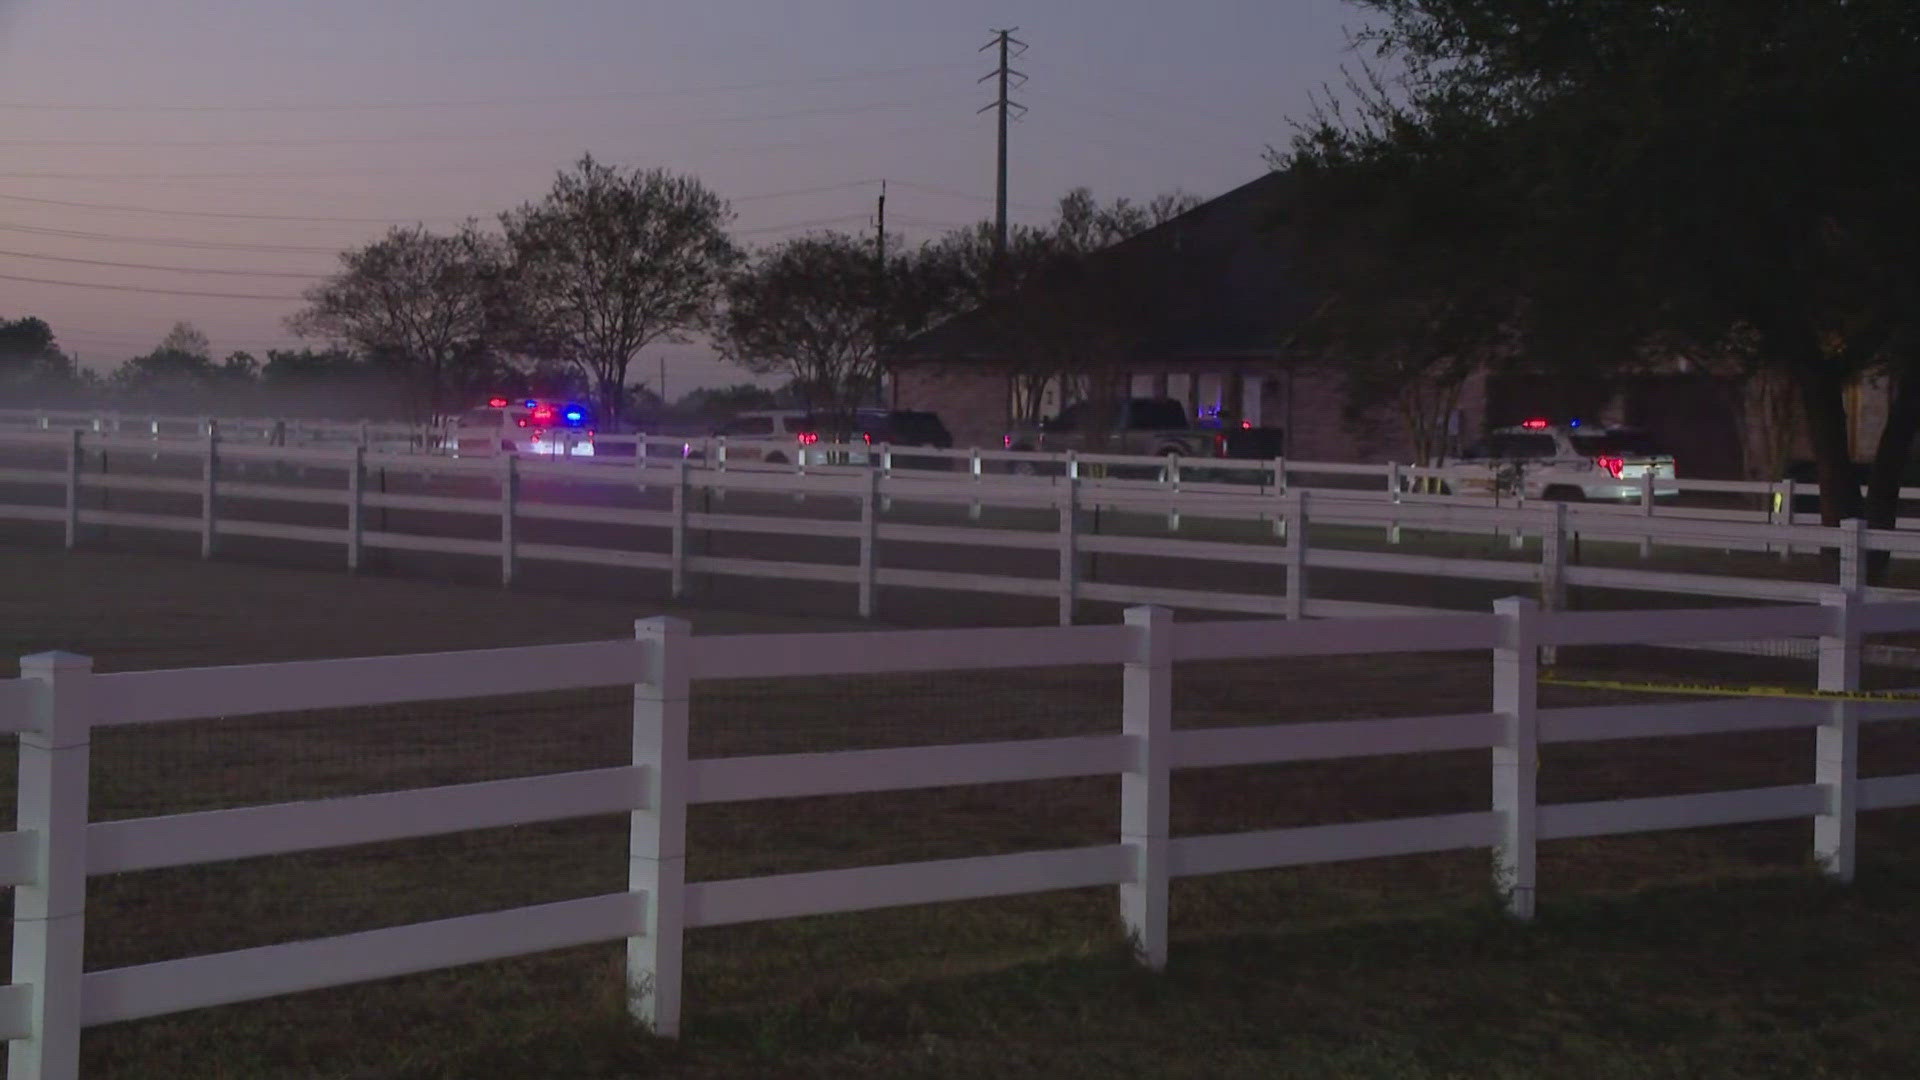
<box><xmin>893</xmin><ymin>170</ymin><xmax>1320</xmax><ymax>364</ymax></box>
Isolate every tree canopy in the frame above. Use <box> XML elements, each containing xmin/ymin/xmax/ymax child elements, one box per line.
<box><xmin>287</xmin><ymin>224</ymin><xmax>506</xmax><ymax>425</ymax></box>
<box><xmin>1293</xmin><ymin>0</ymin><xmax>1920</xmax><ymax>525</ymax></box>
<box><xmin>501</xmin><ymin>155</ymin><xmax>740</xmax><ymax>428</ymax></box>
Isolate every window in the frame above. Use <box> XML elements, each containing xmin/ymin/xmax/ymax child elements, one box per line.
<box><xmin>722</xmin><ymin>416</ymin><xmax>775</xmax><ymax>436</ymax></box>
<box><xmin>1128</xmin><ymin>399</ymin><xmax>1190</xmax><ymax>430</ymax></box>
<box><xmin>1572</xmin><ymin>432</ymin><xmax>1664</xmax><ymax>456</ymax></box>
<box><xmin>1488</xmin><ymin>434</ymin><xmax>1558</xmax><ymax>459</ymax></box>
<box><xmin>780</xmin><ymin>415</ymin><xmax>815</xmax><ymax>434</ymax></box>
<box><xmin>1046</xmin><ymin>404</ymin><xmax>1084</xmax><ymax>432</ymax></box>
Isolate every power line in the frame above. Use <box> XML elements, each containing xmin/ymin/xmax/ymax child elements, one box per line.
<box><xmin>0</xmin><ymin>192</ymin><xmax>469</xmax><ymax>226</ymax></box>
<box><xmin>0</xmin><ymin>271</ymin><xmax>301</xmax><ymax>301</ymax></box>
<box><xmin>0</xmin><ymin>63</ymin><xmax>977</xmax><ymax>113</ymax></box>
<box><xmin>0</xmin><ymin>102</ymin><xmax>936</xmax><ymax>150</ymax></box>
<box><xmin>0</xmin><ymin>222</ymin><xmax>345</xmax><ymax>254</ymax></box>
<box><xmin>0</xmin><ymin>247</ymin><xmax>325</xmax><ymax>279</ymax></box>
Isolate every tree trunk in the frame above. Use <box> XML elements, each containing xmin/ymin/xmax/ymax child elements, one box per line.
<box><xmin>1863</xmin><ymin>362</ymin><xmax>1920</xmax><ymax>586</ymax></box>
<box><xmin>1791</xmin><ymin>360</ymin><xmax>1863</xmax><ymax>525</ymax></box>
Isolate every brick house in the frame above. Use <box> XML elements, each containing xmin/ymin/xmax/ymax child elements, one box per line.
<box><xmin>888</xmin><ymin>170</ymin><xmax>1887</xmax><ymax>481</ymax></box>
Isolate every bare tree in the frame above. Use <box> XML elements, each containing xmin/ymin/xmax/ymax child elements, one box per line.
<box><xmin>501</xmin><ymin>155</ymin><xmax>740</xmax><ymax>428</ymax></box>
<box><xmin>288</xmin><ymin>223</ymin><xmax>505</xmax><ymax>425</ymax></box>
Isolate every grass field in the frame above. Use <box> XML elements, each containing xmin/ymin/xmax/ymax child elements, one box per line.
<box><xmin>4</xmin><ymin>543</ymin><xmax>1920</xmax><ymax>1078</ymax></box>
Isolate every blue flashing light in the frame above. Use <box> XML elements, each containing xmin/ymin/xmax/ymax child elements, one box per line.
<box><xmin>1569</xmin><ymin>417</ymin><xmax>1582</xmax><ymax>428</ymax></box>
<box><xmin>564</xmin><ymin>410</ymin><xmax>584</xmax><ymax>423</ymax></box>
<box><xmin>523</xmin><ymin>399</ymin><xmax>538</xmax><ymax>409</ymax></box>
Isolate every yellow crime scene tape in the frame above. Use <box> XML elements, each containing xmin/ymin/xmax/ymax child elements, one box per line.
<box><xmin>1539</xmin><ymin>674</ymin><xmax>1920</xmax><ymax>703</ymax></box>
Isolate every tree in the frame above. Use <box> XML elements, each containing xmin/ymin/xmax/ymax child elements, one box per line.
<box><xmin>1336</xmin><ymin>1</ymin><xmax>1920</xmax><ymax>532</ymax></box>
<box><xmin>0</xmin><ymin>316</ymin><xmax>79</xmax><ymax>393</ymax></box>
<box><xmin>716</xmin><ymin>231</ymin><xmax>963</xmax><ymax>437</ymax></box>
<box><xmin>288</xmin><ymin>223</ymin><xmax>506</xmax><ymax>425</ymax></box>
<box><xmin>158</xmin><ymin>321</ymin><xmax>211</xmax><ymax>362</ymax></box>
<box><xmin>501</xmin><ymin>155</ymin><xmax>740</xmax><ymax>429</ymax></box>
<box><xmin>934</xmin><ymin>188</ymin><xmax>1192</xmax><ymax>444</ymax></box>
<box><xmin>1274</xmin><ymin>68</ymin><xmax>1526</xmax><ymax>479</ymax></box>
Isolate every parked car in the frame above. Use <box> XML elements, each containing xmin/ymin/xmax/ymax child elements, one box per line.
<box><xmin>1444</xmin><ymin>421</ymin><xmax>1677</xmax><ymax>501</ymax></box>
<box><xmin>1003</xmin><ymin>397</ymin><xmax>1284</xmax><ymax>478</ymax></box>
<box><xmin>450</xmin><ymin>397</ymin><xmax>595</xmax><ymax>458</ymax></box>
<box><xmin>704</xmin><ymin>410</ymin><xmax>817</xmax><ymax>465</ymax></box>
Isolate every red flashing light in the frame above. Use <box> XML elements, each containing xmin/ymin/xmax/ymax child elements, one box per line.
<box><xmin>530</xmin><ymin>405</ymin><xmax>555</xmax><ymax>423</ymax></box>
<box><xmin>1520</xmin><ymin>418</ymin><xmax>1550</xmax><ymax>429</ymax></box>
<box><xmin>1240</xmin><ymin>419</ymin><xmax>1252</xmax><ymax>429</ymax></box>
<box><xmin>487</xmin><ymin>396</ymin><xmax>509</xmax><ymax>408</ymax></box>
<box><xmin>1596</xmin><ymin>455</ymin><xmax>1624</xmax><ymax>479</ymax></box>
<box><xmin>797</xmin><ymin>432</ymin><xmax>819</xmax><ymax>445</ymax></box>
<box><xmin>515</xmin><ymin>419</ymin><xmax>528</xmax><ymax>428</ymax></box>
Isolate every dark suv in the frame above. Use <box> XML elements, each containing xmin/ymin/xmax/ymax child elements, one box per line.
<box><xmin>852</xmin><ymin>409</ymin><xmax>953</xmax><ymax>450</ymax></box>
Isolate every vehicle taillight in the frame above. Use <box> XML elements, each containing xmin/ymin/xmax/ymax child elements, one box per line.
<box><xmin>530</xmin><ymin>429</ymin><xmax>544</xmax><ymax>441</ymax></box>
<box><xmin>862</xmin><ymin>432</ymin><xmax>872</xmax><ymax>445</ymax></box>
<box><xmin>1596</xmin><ymin>455</ymin><xmax>1624</xmax><ymax>478</ymax></box>
<box><xmin>1004</xmin><ymin>434</ymin><xmax>1012</xmax><ymax>449</ymax></box>
<box><xmin>798</xmin><ymin>432</ymin><xmax>818</xmax><ymax>445</ymax></box>
<box><xmin>487</xmin><ymin>396</ymin><xmax>509</xmax><ymax>408</ymax></box>
<box><xmin>1213</xmin><ymin>432</ymin><xmax>1228</xmax><ymax>457</ymax></box>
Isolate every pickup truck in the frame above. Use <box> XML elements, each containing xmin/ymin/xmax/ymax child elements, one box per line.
<box><xmin>1004</xmin><ymin>397</ymin><xmax>1285</xmax><ymax>475</ymax></box>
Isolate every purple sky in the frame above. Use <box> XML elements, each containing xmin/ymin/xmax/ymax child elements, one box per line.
<box><xmin>0</xmin><ymin>0</ymin><xmax>1369</xmax><ymax>393</ymax></box>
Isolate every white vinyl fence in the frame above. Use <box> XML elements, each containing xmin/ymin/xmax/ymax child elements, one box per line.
<box><xmin>13</xmin><ymin>406</ymin><xmax>1920</xmax><ymax>534</ymax></box>
<box><xmin>2</xmin><ymin>428</ymin><xmax>1918</xmax><ymax>629</ymax></box>
<box><xmin>3</xmin><ymin>595</ymin><xmax>1919</xmax><ymax>1077</ymax></box>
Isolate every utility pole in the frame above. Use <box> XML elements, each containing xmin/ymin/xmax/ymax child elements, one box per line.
<box><xmin>872</xmin><ymin>180</ymin><xmax>888</xmax><ymax>409</ymax></box>
<box><xmin>979</xmin><ymin>28</ymin><xmax>1027</xmax><ymax>258</ymax></box>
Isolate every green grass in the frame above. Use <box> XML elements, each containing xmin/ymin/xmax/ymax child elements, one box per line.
<box><xmin>1</xmin><ymin>544</ymin><xmax>1919</xmax><ymax>1077</ymax></box>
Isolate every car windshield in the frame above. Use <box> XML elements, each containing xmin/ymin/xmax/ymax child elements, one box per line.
<box><xmin>1128</xmin><ymin>399</ymin><xmax>1189</xmax><ymax>429</ymax></box>
<box><xmin>1572</xmin><ymin>432</ymin><xmax>1665</xmax><ymax>456</ymax></box>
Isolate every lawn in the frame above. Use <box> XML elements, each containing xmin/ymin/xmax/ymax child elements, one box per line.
<box><xmin>1</xmin><ymin>543</ymin><xmax>1919</xmax><ymax>1078</ymax></box>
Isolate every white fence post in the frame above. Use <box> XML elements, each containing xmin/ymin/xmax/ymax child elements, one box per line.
<box><xmin>11</xmin><ymin>651</ymin><xmax>94</xmax><ymax>1080</ymax></box>
<box><xmin>879</xmin><ymin>442</ymin><xmax>894</xmax><ymax>513</ymax></box>
<box><xmin>969</xmin><ymin>447</ymin><xmax>983</xmax><ymax>521</ymax></box>
<box><xmin>499</xmin><ymin>454</ymin><xmax>518</xmax><ymax>587</ymax></box>
<box><xmin>200</xmin><ymin>423</ymin><xmax>219</xmax><ymax>559</ymax></box>
<box><xmin>670</xmin><ymin>458</ymin><xmax>689</xmax><ymax>600</ymax></box>
<box><xmin>1539</xmin><ymin>502</ymin><xmax>1568</xmax><ymax>610</ymax></box>
<box><xmin>63</xmin><ymin>430</ymin><xmax>81</xmax><ymax>550</ymax></box>
<box><xmin>346</xmin><ymin>445</ymin><xmax>365</xmax><ymax>572</ymax></box>
<box><xmin>1387</xmin><ymin>461</ymin><xmax>1402</xmax><ymax>545</ymax></box>
<box><xmin>1058</xmin><ymin>475</ymin><xmax>1079</xmax><ymax>626</ymax></box>
<box><xmin>1639</xmin><ymin>471</ymin><xmax>1655</xmax><ymax>559</ymax></box>
<box><xmin>1284</xmin><ymin>489</ymin><xmax>1309</xmax><ymax>620</ymax></box>
<box><xmin>1492</xmin><ymin>596</ymin><xmax>1540</xmax><ymax>919</ymax></box>
<box><xmin>629</xmin><ymin>616</ymin><xmax>690</xmax><ymax>1037</ymax></box>
<box><xmin>1775</xmin><ymin>480</ymin><xmax>1796</xmax><ymax>561</ymax></box>
<box><xmin>859</xmin><ymin>465</ymin><xmax>880</xmax><ymax>619</ymax></box>
<box><xmin>1271</xmin><ymin>456</ymin><xmax>1287</xmax><ymax>539</ymax></box>
<box><xmin>1121</xmin><ymin>605</ymin><xmax>1172</xmax><ymax>969</ymax></box>
<box><xmin>1837</xmin><ymin>518</ymin><xmax>1866</xmax><ymax>593</ymax></box>
<box><xmin>1816</xmin><ymin>590</ymin><xmax>1861</xmax><ymax>881</ymax></box>
<box><xmin>1165</xmin><ymin>454</ymin><xmax>1181</xmax><ymax>533</ymax></box>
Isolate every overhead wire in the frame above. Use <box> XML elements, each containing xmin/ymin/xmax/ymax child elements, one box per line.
<box><xmin>0</xmin><ymin>247</ymin><xmax>325</xmax><ymax>279</ymax></box>
<box><xmin>0</xmin><ymin>271</ymin><xmax>301</xmax><ymax>301</ymax></box>
<box><xmin>0</xmin><ymin>63</ymin><xmax>977</xmax><ymax>113</ymax></box>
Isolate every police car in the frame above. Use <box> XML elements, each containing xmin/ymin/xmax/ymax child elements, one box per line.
<box><xmin>1445</xmin><ymin>419</ymin><xmax>1677</xmax><ymax>501</ymax></box>
<box><xmin>452</xmin><ymin>397</ymin><xmax>596</xmax><ymax>458</ymax></box>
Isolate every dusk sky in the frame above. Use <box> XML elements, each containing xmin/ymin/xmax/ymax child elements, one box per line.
<box><xmin>0</xmin><ymin>0</ymin><xmax>1369</xmax><ymax>394</ymax></box>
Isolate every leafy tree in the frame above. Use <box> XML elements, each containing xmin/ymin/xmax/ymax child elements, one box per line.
<box><xmin>671</xmin><ymin>382</ymin><xmax>784</xmax><ymax>421</ymax></box>
<box><xmin>288</xmin><ymin>223</ymin><xmax>506</xmax><ymax>424</ymax></box>
<box><xmin>158</xmin><ymin>321</ymin><xmax>212</xmax><ymax>362</ymax></box>
<box><xmin>0</xmin><ymin>316</ymin><xmax>79</xmax><ymax>392</ymax></box>
<box><xmin>1274</xmin><ymin>69</ymin><xmax>1525</xmax><ymax>479</ymax></box>
<box><xmin>1336</xmin><ymin>0</ymin><xmax>1920</xmax><ymax>529</ymax></box>
<box><xmin>501</xmin><ymin>155</ymin><xmax>740</xmax><ymax>429</ymax></box>
<box><xmin>934</xmin><ymin>188</ymin><xmax>1193</xmax><ymax>443</ymax></box>
<box><xmin>717</xmin><ymin>231</ymin><xmax>963</xmax><ymax>437</ymax></box>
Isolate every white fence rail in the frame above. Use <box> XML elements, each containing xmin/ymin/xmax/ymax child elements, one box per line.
<box><xmin>10</xmin><ymin>406</ymin><xmax>1918</xmax><ymax>534</ymax></box>
<box><xmin>0</xmin><ymin>429</ymin><xmax>1913</xmax><ymax>630</ymax></box>
<box><xmin>3</xmin><ymin>596</ymin><xmax>1920</xmax><ymax>1075</ymax></box>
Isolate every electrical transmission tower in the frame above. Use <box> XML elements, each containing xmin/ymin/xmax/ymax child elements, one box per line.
<box><xmin>978</xmin><ymin>28</ymin><xmax>1028</xmax><ymax>258</ymax></box>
